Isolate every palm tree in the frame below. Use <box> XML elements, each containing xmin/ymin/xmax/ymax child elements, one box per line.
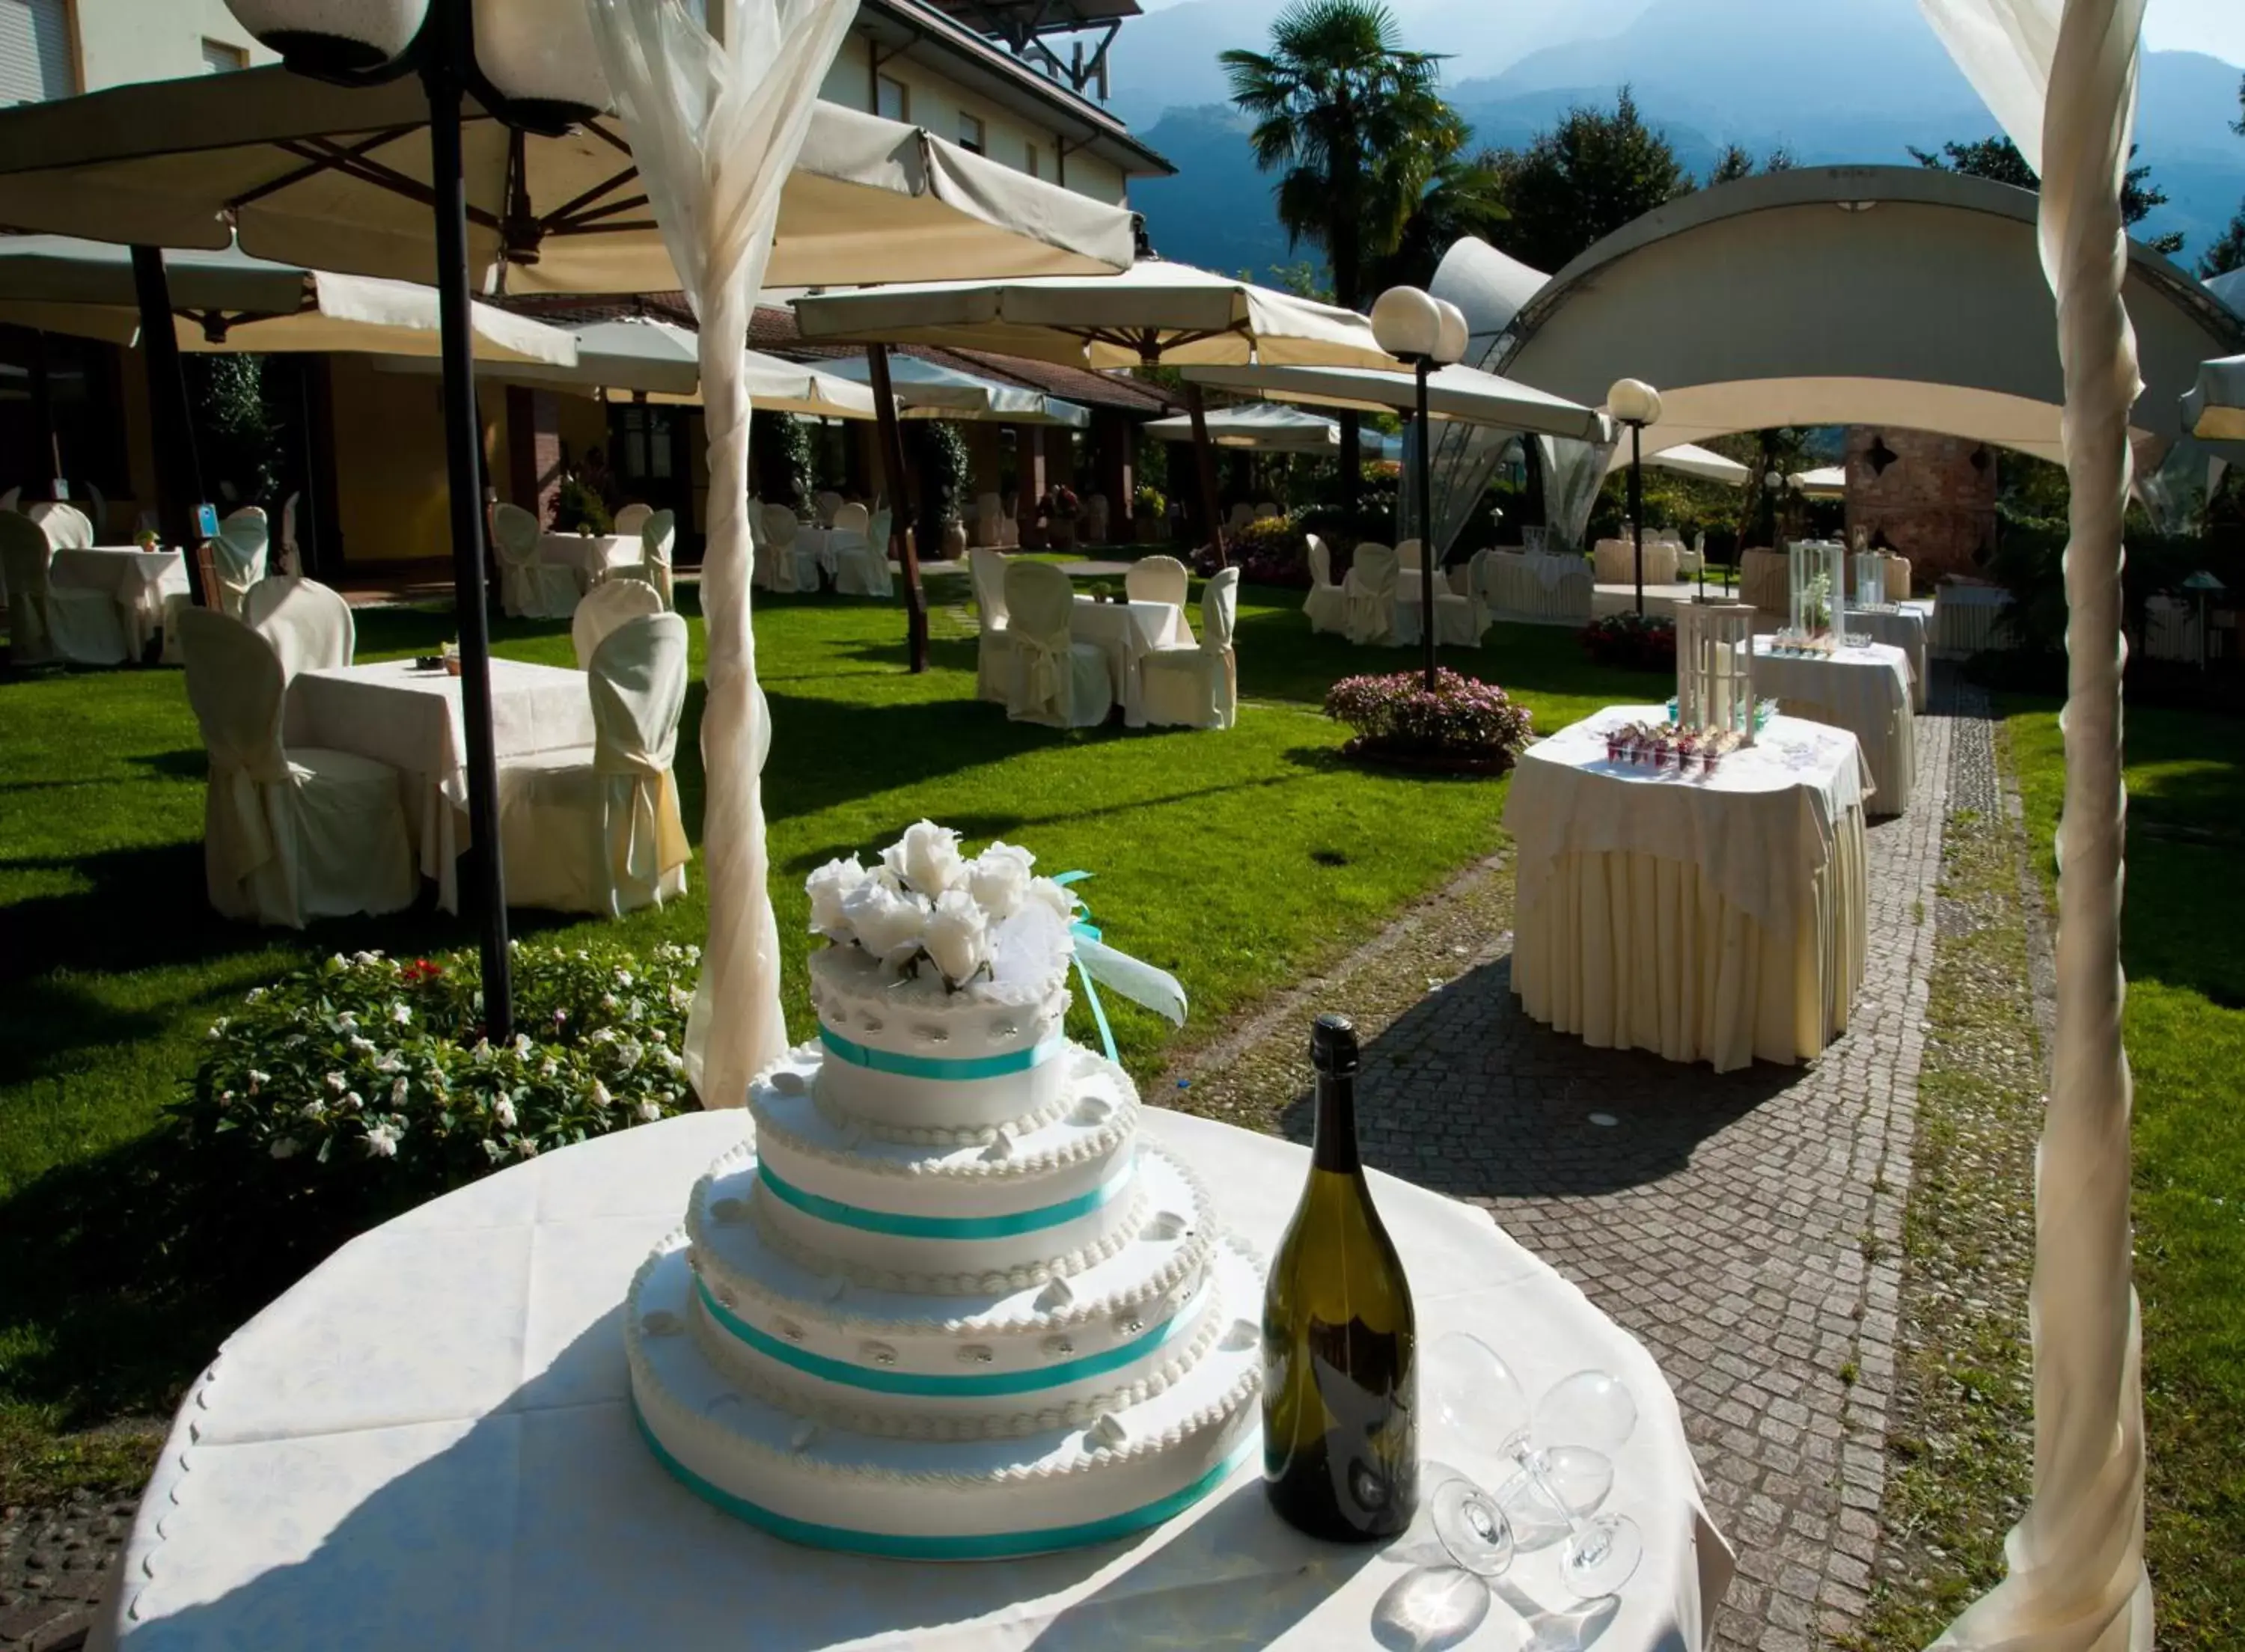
<box><xmin>1224</xmin><ymin>0</ymin><xmax>1454</xmax><ymax>504</ymax></box>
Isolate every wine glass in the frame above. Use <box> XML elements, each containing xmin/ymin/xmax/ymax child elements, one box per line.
<box><xmin>1528</xmin><ymin>1369</ymin><xmax>1644</xmax><ymax>1596</ymax></box>
<box><xmin>1424</xmin><ymin>1332</ymin><xmax>1531</xmax><ymax>1576</ymax></box>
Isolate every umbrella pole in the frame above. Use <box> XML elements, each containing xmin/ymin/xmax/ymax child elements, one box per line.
<box><xmin>1414</xmin><ymin>364</ymin><xmax>1436</xmax><ymax>691</ymax></box>
<box><xmin>1184</xmin><ymin>380</ymin><xmax>1226</xmax><ymax>569</ymax></box>
<box><xmin>129</xmin><ymin>246</ymin><xmax>208</xmax><ymax>581</ymax></box>
<box><xmin>423</xmin><ymin>49</ymin><xmax>513</xmax><ymax>1043</ymax></box>
<box><xmin>865</xmin><ymin>344</ymin><xmax>928</xmax><ymax>673</ymax></box>
<box><xmin>1628</xmin><ymin>420</ymin><xmax>1646</xmax><ymax>617</ymax></box>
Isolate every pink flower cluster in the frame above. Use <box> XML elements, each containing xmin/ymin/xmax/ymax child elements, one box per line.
<box><xmin>1324</xmin><ymin>667</ymin><xmax>1535</xmax><ymax>762</ymax></box>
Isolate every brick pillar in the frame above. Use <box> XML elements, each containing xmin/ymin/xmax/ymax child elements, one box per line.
<box><xmin>1096</xmin><ymin>409</ymin><xmax>1134</xmax><ymax>543</ymax></box>
<box><xmin>505</xmin><ymin>385</ymin><xmax>565</xmax><ymax>525</ymax></box>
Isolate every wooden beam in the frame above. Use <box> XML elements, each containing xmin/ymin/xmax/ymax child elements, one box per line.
<box><xmin>865</xmin><ymin>343</ymin><xmax>929</xmax><ymax>673</ymax></box>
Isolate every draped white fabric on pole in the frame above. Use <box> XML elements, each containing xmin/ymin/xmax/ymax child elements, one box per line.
<box><xmin>589</xmin><ymin>0</ymin><xmax>856</xmax><ymax>1110</ymax></box>
<box><xmin>1917</xmin><ymin>1</ymin><xmax>2152</xmax><ymax>1648</ymax></box>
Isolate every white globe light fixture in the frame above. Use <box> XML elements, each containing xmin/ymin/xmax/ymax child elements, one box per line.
<box><xmin>1375</xmin><ymin>285</ymin><xmax>1447</xmax><ymax>687</ymax></box>
<box><xmin>1606</xmin><ymin>377</ymin><xmax>1663</xmax><ymax>615</ymax></box>
<box><xmin>217</xmin><ymin>0</ymin><xmax>626</xmax><ymax>1043</ymax></box>
<box><xmin>1432</xmin><ymin>299</ymin><xmax>1469</xmax><ymax>368</ymax></box>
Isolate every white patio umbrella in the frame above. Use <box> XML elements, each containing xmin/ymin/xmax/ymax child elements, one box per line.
<box><xmin>793</xmin><ymin>260</ymin><xmax>1396</xmax><ymax>561</ymax></box>
<box><xmin>0</xmin><ymin>235</ymin><xmax>576</xmax><ymax>364</ymax></box>
<box><xmin>1789</xmin><ymin>465</ymin><xmax>1848</xmax><ymax>498</ymax></box>
<box><xmin>2181</xmin><ymin>351</ymin><xmax>2244</xmax><ymax>445</ymax></box>
<box><xmin>1179</xmin><ymin>361</ymin><xmax>1612</xmax><ymax>444</ymax></box>
<box><xmin>1143</xmin><ymin>402</ymin><xmax>1340</xmax><ymax>453</ymax></box>
<box><xmin>813</xmin><ymin>352</ymin><xmax>1090</xmax><ymax>426</ymax></box>
<box><xmin>1598</xmin><ymin>441</ymin><xmax>1750</xmax><ymax>486</ymax></box>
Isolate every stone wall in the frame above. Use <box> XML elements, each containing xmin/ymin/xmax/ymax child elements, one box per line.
<box><xmin>1843</xmin><ymin>428</ymin><xmax>1999</xmax><ymax>585</ymax></box>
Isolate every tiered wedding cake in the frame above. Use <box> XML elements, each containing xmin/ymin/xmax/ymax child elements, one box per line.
<box><xmin>626</xmin><ymin>825</ymin><xmax>1262</xmax><ymax>1557</ymax></box>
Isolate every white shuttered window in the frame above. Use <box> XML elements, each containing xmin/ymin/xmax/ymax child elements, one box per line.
<box><xmin>0</xmin><ymin>0</ymin><xmax>74</xmax><ymax>106</ymax></box>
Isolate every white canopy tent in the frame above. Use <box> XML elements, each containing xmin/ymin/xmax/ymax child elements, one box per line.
<box><xmin>1143</xmin><ymin>401</ymin><xmax>1339</xmax><ymax>452</ymax></box>
<box><xmin>1600</xmin><ymin>441</ymin><xmax>1752</xmax><ymax>486</ymax></box>
<box><xmin>813</xmin><ymin>352</ymin><xmax>1090</xmax><ymax>426</ymax></box>
<box><xmin>1790</xmin><ymin>465</ymin><xmax>1848</xmax><ymax>498</ymax></box>
<box><xmin>0</xmin><ymin>233</ymin><xmax>577</xmax><ymax>364</ymax></box>
<box><xmin>2182</xmin><ymin>352</ymin><xmax>2244</xmax><ymax>447</ymax></box>
<box><xmin>1179</xmin><ymin>361</ymin><xmax>1611</xmax><ymax>444</ymax></box>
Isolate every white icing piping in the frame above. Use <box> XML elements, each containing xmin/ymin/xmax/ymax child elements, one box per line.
<box><xmin>749</xmin><ymin>1080</ymin><xmax>1140</xmax><ymax>1182</ymax></box>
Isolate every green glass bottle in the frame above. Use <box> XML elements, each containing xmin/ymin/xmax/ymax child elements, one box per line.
<box><xmin>1262</xmin><ymin>1013</ymin><xmax>1418</xmax><ymax>1541</ymax></box>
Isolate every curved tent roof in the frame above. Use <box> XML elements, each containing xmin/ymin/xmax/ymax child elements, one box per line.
<box><xmin>1179</xmin><ymin>361</ymin><xmax>1610</xmax><ymax>443</ymax></box>
<box><xmin>1491</xmin><ymin>167</ymin><xmax>2244</xmax><ymax>466</ymax></box>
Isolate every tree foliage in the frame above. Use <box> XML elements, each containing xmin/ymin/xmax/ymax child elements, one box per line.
<box><xmin>1706</xmin><ymin>142</ymin><xmax>1797</xmax><ymax>187</ymax></box>
<box><xmin>1908</xmin><ymin>134</ymin><xmax>2187</xmax><ymax>255</ymax></box>
<box><xmin>1221</xmin><ymin>0</ymin><xmax>1453</xmax><ymax>308</ymax></box>
<box><xmin>1484</xmin><ymin>88</ymin><xmax>1695</xmax><ymax>275</ymax></box>
<box><xmin>2201</xmin><ymin>73</ymin><xmax>2245</xmax><ymax>278</ymax></box>
<box><xmin>186</xmin><ymin>355</ymin><xmax>287</xmax><ymax>507</ymax></box>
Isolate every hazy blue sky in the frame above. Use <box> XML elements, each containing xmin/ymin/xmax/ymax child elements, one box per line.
<box><xmin>1134</xmin><ymin>0</ymin><xmax>2245</xmax><ymax>67</ymax></box>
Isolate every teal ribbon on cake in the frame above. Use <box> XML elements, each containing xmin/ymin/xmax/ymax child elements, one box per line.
<box><xmin>1054</xmin><ymin>872</ymin><xmax>1187</xmax><ymax>1065</ymax></box>
<box><xmin>816</xmin><ymin>1022</ymin><xmax>1065</xmax><ymax>1082</ymax></box>
<box><xmin>756</xmin><ymin>1158</ymin><xmax>1131</xmax><ymax>1239</ymax></box>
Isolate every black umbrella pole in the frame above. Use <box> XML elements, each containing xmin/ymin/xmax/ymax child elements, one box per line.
<box><xmin>1416</xmin><ymin>363</ymin><xmax>1436</xmax><ymax>691</ymax></box>
<box><xmin>129</xmin><ymin>246</ymin><xmax>207</xmax><ymax>577</ymax></box>
<box><xmin>1629</xmin><ymin>421</ymin><xmax>1645</xmax><ymax>617</ymax></box>
<box><xmin>1184</xmin><ymin>380</ymin><xmax>1226</xmax><ymax>569</ymax></box>
<box><xmin>424</xmin><ymin>62</ymin><xmax>513</xmax><ymax>1042</ymax></box>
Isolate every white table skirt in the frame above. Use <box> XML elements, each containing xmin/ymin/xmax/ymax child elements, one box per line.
<box><xmin>1930</xmin><ymin>584</ymin><xmax>2015</xmax><ymax>655</ymax></box>
<box><xmin>1071</xmin><ymin>596</ymin><xmax>1188</xmax><ymax>726</ymax></box>
<box><xmin>283</xmin><ymin>658</ymin><xmax>596</xmax><ymax>911</ymax></box>
<box><xmin>1505</xmin><ymin>707</ymin><xmax>1872</xmax><ymax>1072</ymax></box>
<box><xmin>89</xmin><ymin>1108</ymin><xmax>1729</xmax><ymax>1652</ymax></box>
<box><xmin>1488</xmin><ymin>553</ymin><xmax>1594</xmax><ymax>622</ymax></box>
<box><xmin>1750</xmin><ymin>638</ymin><xmax>1915</xmax><ymax>816</ymax></box>
<box><xmin>49</xmin><ymin>545</ymin><xmax>189</xmax><ymax>652</ymax></box>
<box><xmin>540</xmin><ymin>534</ymin><xmax>638</xmax><ymax>594</ymax></box>
<box><xmin>1593</xmin><ymin>539</ymin><xmax>1679</xmax><ymax>587</ymax></box>
<box><xmin>1846</xmin><ymin>608</ymin><xmax>1930</xmax><ymax>712</ymax></box>
<box><xmin>1738</xmin><ymin>550</ymin><xmax>1788</xmax><ymax>615</ymax></box>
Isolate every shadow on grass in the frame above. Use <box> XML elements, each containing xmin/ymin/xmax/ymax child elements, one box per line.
<box><xmin>1278</xmin><ymin>955</ymin><xmax>1797</xmax><ymax>1200</ymax></box>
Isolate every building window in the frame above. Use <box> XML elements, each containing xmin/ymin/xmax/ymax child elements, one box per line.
<box><xmin>875</xmin><ymin>73</ymin><xmax>908</xmax><ymax>123</ymax></box>
<box><xmin>1023</xmin><ymin>142</ymin><xmax>1039</xmax><ymax>180</ymax></box>
<box><xmin>0</xmin><ymin>0</ymin><xmax>77</xmax><ymax>105</ymax></box>
<box><xmin>958</xmin><ymin>113</ymin><xmax>984</xmax><ymax>155</ymax></box>
<box><xmin>201</xmin><ymin>37</ymin><xmax>248</xmax><ymax>73</ymax></box>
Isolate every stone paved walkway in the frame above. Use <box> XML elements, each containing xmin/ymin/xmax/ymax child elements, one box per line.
<box><xmin>1322</xmin><ymin>696</ymin><xmax>1962</xmax><ymax>1651</ymax></box>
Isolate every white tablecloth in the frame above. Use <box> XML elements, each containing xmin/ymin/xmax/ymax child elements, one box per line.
<box><xmin>89</xmin><ymin>1108</ymin><xmax>1729</xmax><ymax>1652</ymax></box>
<box><xmin>49</xmin><ymin>545</ymin><xmax>189</xmax><ymax>652</ymax></box>
<box><xmin>1487</xmin><ymin>552</ymin><xmax>1594</xmax><ymax>622</ymax></box>
<box><xmin>283</xmin><ymin>658</ymin><xmax>596</xmax><ymax>911</ymax></box>
<box><xmin>540</xmin><ymin>534</ymin><xmax>638</xmax><ymax>593</ymax></box>
<box><xmin>1505</xmin><ymin>707</ymin><xmax>1872</xmax><ymax>1072</ymax></box>
<box><xmin>1750</xmin><ymin>637</ymin><xmax>1914</xmax><ymax>816</ymax></box>
<box><xmin>1930</xmin><ymin>584</ymin><xmax>2015</xmax><ymax>655</ymax></box>
<box><xmin>1846</xmin><ymin>608</ymin><xmax>1930</xmax><ymax>712</ymax></box>
<box><xmin>1738</xmin><ymin>550</ymin><xmax>1787</xmax><ymax>615</ymax></box>
<box><xmin>1592</xmin><ymin>539</ymin><xmax>1679</xmax><ymax>587</ymax></box>
<box><xmin>1071</xmin><ymin>595</ymin><xmax>1188</xmax><ymax>726</ymax></box>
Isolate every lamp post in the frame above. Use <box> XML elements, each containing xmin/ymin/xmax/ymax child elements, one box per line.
<box><xmin>1606</xmin><ymin>378</ymin><xmax>1661</xmax><ymax>617</ymax></box>
<box><xmin>1371</xmin><ymin>286</ymin><xmax>1467</xmax><ymax>691</ymax></box>
<box><xmin>222</xmin><ymin>0</ymin><xmax>612</xmax><ymax>1042</ymax></box>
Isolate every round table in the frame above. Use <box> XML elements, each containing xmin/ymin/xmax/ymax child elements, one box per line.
<box><xmin>91</xmin><ymin>1110</ymin><xmax>1729</xmax><ymax>1651</ymax></box>
<box><xmin>1750</xmin><ymin>637</ymin><xmax>1916</xmax><ymax>816</ymax></box>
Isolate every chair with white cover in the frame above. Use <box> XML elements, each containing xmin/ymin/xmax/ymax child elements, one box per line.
<box><xmin>29</xmin><ymin>501</ymin><xmax>94</xmax><ymax>548</ymax></box>
<box><xmin>245</xmin><ymin>575</ymin><xmax>354</xmax><ymax>678</ymax></box>
<box><xmin>498</xmin><ymin>611</ymin><xmax>691</xmax><ymax>917</ymax></box>
<box><xmin>1</xmin><ymin>511</ymin><xmax>129</xmax><ymax>665</ymax></box>
<box><xmin>1430</xmin><ymin>551</ymin><xmax>1487</xmax><ymax>648</ymax></box>
<box><xmin>612</xmin><ymin>503</ymin><xmax>655</xmax><ymax>539</ymax></box>
<box><xmin>638</xmin><ymin>508</ymin><xmax>677</xmax><ymax>608</ymax></box>
<box><xmin>972</xmin><ymin>491</ymin><xmax>1004</xmax><ymax>548</ymax></box>
<box><xmin>1125</xmin><ymin>553</ymin><xmax>1190</xmax><ymax>614</ymax></box>
<box><xmin>1226</xmin><ymin>502</ymin><xmax>1256</xmax><ymax>536</ymax></box>
<box><xmin>178</xmin><ymin>607</ymin><xmax>416</xmax><ymax>927</ymax></box>
<box><xmin>0</xmin><ymin>486</ymin><xmax>18</xmax><ymax>513</ymax></box>
<box><xmin>1304</xmin><ymin>534</ymin><xmax>1348</xmax><ymax>634</ymax></box>
<box><xmin>207</xmin><ymin>507</ymin><xmax>270</xmax><ymax>618</ymax></box>
<box><xmin>1143</xmin><ymin>567</ymin><xmax>1241</xmax><ymax>731</ymax></box>
<box><xmin>813</xmin><ymin>490</ymin><xmax>843</xmax><ymax>529</ymax></box>
<box><xmin>492</xmin><ymin>502</ymin><xmax>578</xmax><ymax>619</ymax></box>
<box><xmin>1396</xmin><ymin>538</ymin><xmax>1423</xmax><ymax>572</ymax></box>
<box><xmin>1255</xmin><ymin>501</ymin><xmax>1280</xmax><ymax>522</ymax></box>
<box><xmin>755</xmin><ymin>503</ymin><xmax>800</xmax><ymax>592</ymax></box>
<box><xmin>278</xmin><ymin>492</ymin><xmax>304</xmax><ymax>576</ymax></box>
<box><xmin>831</xmin><ymin>501</ymin><xmax>888</xmax><ymax>596</ymax></box>
<box><xmin>1343</xmin><ymin>542</ymin><xmax>1402</xmax><ymax>646</ymax></box>
<box><xmin>1004</xmin><ymin>559</ymin><xmax>1112</xmax><ymax>728</ymax></box>
<box><xmin>572</xmin><ymin>575</ymin><xmax>666</xmax><ymax>670</ymax></box>
<box><xmin>969</xmin><ymin>547</ymin><xmax>1015</xmax><ymax>703</ymax></box>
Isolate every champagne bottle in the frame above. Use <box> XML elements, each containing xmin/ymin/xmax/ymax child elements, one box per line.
<box><xmin>1262</xmin><ymin>1013</ymin><xmax>1418</xmax><ymax>1541</ymax></box>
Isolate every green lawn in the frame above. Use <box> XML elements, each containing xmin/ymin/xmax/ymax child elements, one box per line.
<box><xmin>0</xmin><ymin>571</ymin><xmax>1661</xmax><ymax>1499</ymax></box>
<box><xmin>2003</xmin><ymin>698</ymin><xmax>2245</xmax><ymax>1648</ymax></box>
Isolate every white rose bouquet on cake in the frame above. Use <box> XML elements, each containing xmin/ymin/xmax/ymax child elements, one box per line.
<box><xmin>805</xmin><ymin>822</ymin><xmax>1083</xmax><ymax>994</ymax></box>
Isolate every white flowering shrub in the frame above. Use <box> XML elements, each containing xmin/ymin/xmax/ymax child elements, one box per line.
<box><xmin>170</xmin><ymin>942</ymin><xmax>700</xmax><ymax>1207</ymax></box>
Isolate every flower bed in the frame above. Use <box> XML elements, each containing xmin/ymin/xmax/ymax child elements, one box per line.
<box><xmin>1324</xmin><ymin>667</ymin><xmax>1535</xmax><ymax>774</ymax></box>
<box><xmin>1580</xmin><ymin>611</ymin><xmax>1677</xmax><ymax>672</ymax></box>
<box><xmin>168</xmin><ymin>941</ymin><xmax>700</xmax><ymax>1214</ymax></box>
<box><xmin>1228</xmin><ymin>515</ymin><xmax>1312</xmax><ymax>587</ymax></box>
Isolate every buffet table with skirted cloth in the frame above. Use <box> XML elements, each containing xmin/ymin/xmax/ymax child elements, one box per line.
<box><xmin>1486</xmin><ymin>551</ymin><xmax>1595</xmax><ymax>622</ymax></box>
<box><xmin>1070</xmin><ymin>594</ymin><xmax>1188</xmax><ymax>727</ymax></box>
<box><xmin>1930</xmin><ymin>584</ymin><xmax>2015</xmax><ymax>655</ymax></box>
<box><xmin>541</xmin><ymin>533</ymin><xmax>641</xmax><ymax>593</ymax></box>
<box><xmin>1504</xmin><ymin>708</ymin><xmax>1871</xmax><ymax>1073</ymax></box>
<box><xmin>1592</xmin><ymin>538</ymin><xmax>1679</xmax><ymax>587</ymax></box>
<box><xmin>283</xmin><ymin>658</ymin><xmax>595</xmax><ymax>912</ymax></box>
<box><xmin>1750</xmin><ymin>637</ymin><xmax>1915</xmax><ymax>816</ymax></box>
<box><xmin>1847</xmin><ymin>608</ymin><xmax>1930</xmax><ymax>712</ymax></box>
<box><xmin>85</xmin><ymin>1108</ymin><xmax>1732</xmax><ymax>1652</ymax></box>
<box><xmin>48</xmin><ymin>545</ymin><xmax>189</xmax><ymax>655</ymax></box>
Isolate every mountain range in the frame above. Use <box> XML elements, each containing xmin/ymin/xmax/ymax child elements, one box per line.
<box><xmin>1114</xmin><ymin>0</ymin><xmax>2245</xmax><ymax>279</ymax></box>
